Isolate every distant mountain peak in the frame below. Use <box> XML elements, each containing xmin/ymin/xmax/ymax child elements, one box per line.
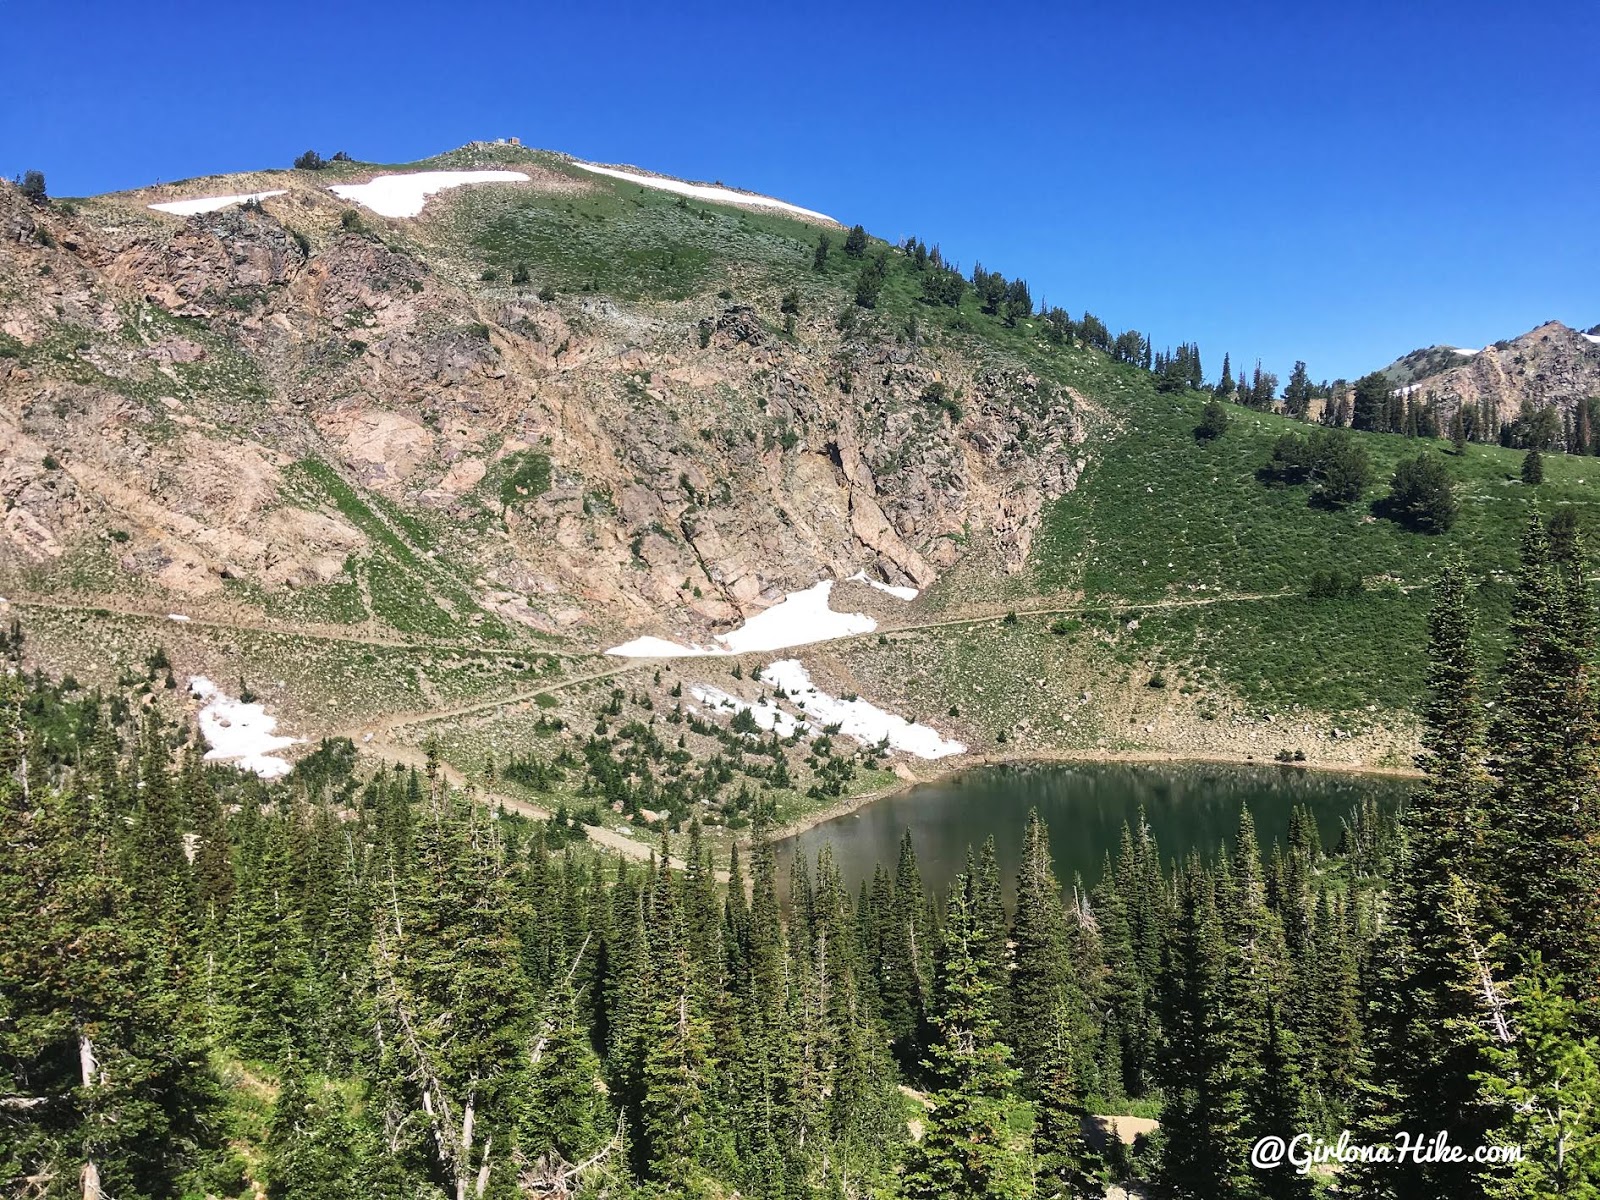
<box><xmin>1377</xmin><ymin>319</ymin><xmax>1600</xmax><ymax>419</ymax></box>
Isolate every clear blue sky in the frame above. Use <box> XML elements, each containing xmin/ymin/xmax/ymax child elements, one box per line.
<box><xmin>5</xmin><ymin>0</ymin><xmax>1596</xmax><ymax>382</ymax></box>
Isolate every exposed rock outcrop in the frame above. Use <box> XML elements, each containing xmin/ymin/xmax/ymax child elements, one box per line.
<box><xmin>0</xmin><ymin>172</ymin><xmax>1085</xmax><ymax>643</ymax></box>
<box><xmin>1389</xmin><ymin>320</ymin><xmax>1600</xmax><ymax>430</ymax></box>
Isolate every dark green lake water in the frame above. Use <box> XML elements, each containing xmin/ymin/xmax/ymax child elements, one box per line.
<box><xmin>775</xmin><ymin>761</ymin><xmax>1411</xmax><ymax>900</ymax></box>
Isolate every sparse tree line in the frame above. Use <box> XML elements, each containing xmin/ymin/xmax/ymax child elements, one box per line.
<box><xmin>809</xmin><ymin>224</ymin><xmax>1595</xmax><ymax>465</ymax></box>
<box><xmin>3</xmin><ymin>511</ymin><xmax>1599</xmax><ymax>1200</ymax></box>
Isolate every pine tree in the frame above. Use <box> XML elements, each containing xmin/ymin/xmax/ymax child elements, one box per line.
<box><xmin>879</xmin><ymin>829</ymin><xmax>929</xmax><ymax>1057</ymax></box>
<box><xmin>524</xmin><ymin>980</ymin><xmax>618</xmax><ymax>1178</ymax></box>
<box><xmin>1010</xmin><ymin>812</ymin><xmax>1084</xmax><ymax>1093</ymax></box>
<box><xmin>1284</xmin><ymin>360</ymin><xmax>1314</xmax><ymax>420</ymax></box>
<box><xmin>1486</xmin><ymin>516</ymin><xmax>1600</xmax><ymax>994</ymax></box>
<box><xmin>1354</xmin><ymin>558</ymin><xmax>1502</xmax><ymax>1200</ymax></box>
<box><xmin>903</xmin><ymin>879</ymin><xmax>1031</xmax><ymax>1199</ymax></box>
<box><xmin>1197</xmin><ymin>398</ymin><xmax>1231</xmax><ymax>441</ymax></box>
<box><xmin>1522</xmin><ymin>447</ymin><xmax>1544</xmax><ymax>485</ymax></box>
<box><xmin>373</xmin><ymin>792</ymin><xmax>532</xmax><ymax>1198</ymax></box>
<box><xmin>0</xmin><ymin>682</ymin><xmax>218</xmax><ymax>1198</ymax></box>
<box><xmin>1479</xmin><ymin>962</ymin><xmax>1600</xmax><ymax>1198</ymax></box>
<box><xmin>266</xmin><ymin>1060</ymin><xmax>361</xmax><ymax>1200</ymax></box>
<box><xmin>1157</xmin><ymin>858</ymin><xmax>1247</xmax><ymax>1200</ymax></box>
<box><xmin>971</xmin><ymin>839</ymin><xmax>1011</xmax><ymax>1032</ymax></box>
<box><xmin>1031</xmin><ymin>1002</ymin><xmax>1102</xmax><ymax>1200</ymax></box>
<box><xmin>638</xmin><ymin>908</ymin><xmax>717</xmax><ymax>1191</ymax></box>
<box><xmin>1247</xmin><ymin>1004</ymin><xmax>1315</xmax><ymax>1200</ymax></box>
<box><xmin>1352</xmin><ymin>371</ymin><xmax>1391</xmax><ymax>432</ymax></box>
<box><xmin>813</xmin><ymin>232</ymin><xmax>832</xmax><ymax>271</ymax></box>
<box><xmin>1221</xmin><ymin>810</ymin><xmax>1298</xmax><ymax>1191</ymax></box>
<box><xmin>1217</xmin><ymin>352</ymin><xmax>1234</xmax><ymax>399</ymax></box>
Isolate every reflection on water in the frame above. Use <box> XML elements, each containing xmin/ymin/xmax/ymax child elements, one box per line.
<box><xmin>775</xmin><ymin>761</ymin><xmax>1411</xmax><ymax>900</ymax></box>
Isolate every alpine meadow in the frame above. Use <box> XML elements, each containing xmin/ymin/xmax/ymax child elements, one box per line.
<box><xmin>3</xmin><ymin>37</ymin><xmax>1600</xmax><ymax>1200</ymax></box>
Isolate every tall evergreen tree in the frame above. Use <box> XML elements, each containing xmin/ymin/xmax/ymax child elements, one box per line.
<box><xmin>903</xmin><ymin>880</ymin><xmax>1030</xmax><ymax>1199</ymax></box>
<box><xmin>1355</xmin><ymin>558</ymin><xmax>1502</xmax><ymax>1200</ymax></box>
<box><xmin>1031</xmin><ymin>1002</ymin><xmax>1102</xmax><ymax>1200</ymax></box>
<box><xmin>1486</xmin><ymin>516</ymin><xmax>1600</xmax><ymax>995</ymax></box>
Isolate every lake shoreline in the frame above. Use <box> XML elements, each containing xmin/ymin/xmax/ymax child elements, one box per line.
<box><xmin>762</xmin><ymin>746</ymin><xmax>1422</xmax><ymax>846</ymax></box>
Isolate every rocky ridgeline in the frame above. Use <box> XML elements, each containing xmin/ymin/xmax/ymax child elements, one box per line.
<box><xmin>0</xmin><ymin>177</ymin><xmax>1084</xmax><ymax>641</ymax></box>
<box><xmin>1394</xmin><ymin>319</ymin><xmax>1600</xmax><ymax>424</ymax></box>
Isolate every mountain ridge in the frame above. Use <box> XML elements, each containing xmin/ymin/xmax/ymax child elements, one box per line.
<box><xmin>0</xmin><ymin>145</ymin><xmax>1085</xmax><ymax>645</ymax></box>
<box><xmin>1376</xmin><ymin>319</ymin><xmax>1600</xmax><ymax>425</ymax></box>
<box><xmin>4</xmin><ymin>141</ymin><xmax>1593</xmax><ymax>798</ymax></box>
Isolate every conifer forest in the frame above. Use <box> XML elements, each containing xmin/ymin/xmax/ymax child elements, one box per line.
<box><xmin>3</xmin><ymin>511</ymin><xmax>1597</xmax><ymax>1198</ymax></box>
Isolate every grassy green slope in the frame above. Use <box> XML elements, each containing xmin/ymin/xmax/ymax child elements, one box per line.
<box><xmin>1027</xmin><ymin>382</ymin><xmax>1594</xmax><ymax>711</ymax></box>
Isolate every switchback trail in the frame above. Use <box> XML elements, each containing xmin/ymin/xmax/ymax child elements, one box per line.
<box><xmin>2</xmin><ymin>594</ymin><xmax>580</xmax><ymax>658</ymax></box>
<box><xmin>330</xmin><ymin>585</ymin><xmax>1426</xmax><ymax>738</ymax></box>
<box><xmin>336</xmin><ymin>660</ymin><xmax>650</xmax><ymax>739</ymax></box>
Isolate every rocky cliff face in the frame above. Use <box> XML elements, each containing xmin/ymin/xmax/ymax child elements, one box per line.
<box><xmin>1390</xmin><ymin>320</ymin><xmax>1600</xmax><ymax>427</ymax></box>
<box><xmin>0</xmin><ymin>164</ymin><xmax>1084</xmax><ymax>644</ymax></box>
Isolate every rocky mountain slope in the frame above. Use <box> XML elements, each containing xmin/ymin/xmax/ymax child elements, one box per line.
<box><xmin>0</xmin><ymin>145</ymin><xmax>1084</xmax><ymax>647</ymax></box>
<box><xmin>1379</xmin><ymin>319</ymin><xmax>1600</xmax><ymax>423</ymax></box>
<box><xmin>4</xmin><ymin>141</ymin><xmax>1590</xmax><ymax>801</ymax></box>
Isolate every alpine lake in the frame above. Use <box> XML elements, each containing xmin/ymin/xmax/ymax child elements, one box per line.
<box><xmin>775</xmin><ymin>760</ymin><xmax>1412</xmax><ymax>899</ymax></box>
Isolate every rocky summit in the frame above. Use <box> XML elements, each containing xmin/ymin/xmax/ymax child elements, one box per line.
<box><xmin>1379</xmin><ymin>318</ymin><xmax>1600</xmax><ymax>426</ymax></box>
<box><xmin>0</xmin><ymin>147</ymin><xmax>1083</xmax><ymax>644</ymax></box>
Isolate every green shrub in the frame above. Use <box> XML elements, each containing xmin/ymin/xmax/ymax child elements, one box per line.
<box><xmin>1382</xmin><ymin>453</ymin><xmax>1458</xmax><ymax>533</ymax></box>
<box><xmin>1307</xmin><ymin>569</ymin><xmax>1365</xmax><ymax>599</ymax></box>
<box><xmin>1195</xmin><ymin>399</ymin><xmax>1229</xmax><ymax>441</ymax></box>
<box><xmin>922</xmin><ymin>381</ymin><xmax>964</xmax><ymax>423</ymax></box>
<box><xmin>499</xmin><ymin>451</ymin><xmax>553</xmax><ymax>509</ymax></box>
<box><xmin>293</xmin><ymin>150</ymin><xmax>326</xmax><ymax>170</ymax></box>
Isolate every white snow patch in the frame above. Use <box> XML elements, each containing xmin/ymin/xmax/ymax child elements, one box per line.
<box><xmin>149</xmin><ymin>190</ymin><xmax>286</xmax><ymax>215</ymax></box>
<box><xmin>1452</xmin><ymin>346</ymin><xmax>1481</xmax><ymax>356</ymax></box>
<box><xmin>606</xmin><ymin>581</ymin><xmax>875</xmax><ymax>657</ymax></box>
<box><xmin>188</xmin><ymin>675</ymin><xmax>302</xmax><ymax>780</ymax></box>
<box><xmin>167</xmin><ymin>613</ymin><xmax>191</xmax><ymax>623</ymax></box>
<box><xmin>846</xmin><ymin>570</ymin><xmax>918</xmax><ymax>601</ymax></box>
<box><xmin>1583</xmin><ymin>333</ymin><xmax>1600</xmax><ymax>346</ymax></box>
<box><xmin>328</xmin><ymin>170</ymin><xmax>530</xmax><ymax>218</ymax></box>
<box><xmin>606</xmin><ymin>634</ymin><xmax>724</xmax><ymax>659</ymax></box>
<box><xmin>758</xmin><ymin>659</ymin><xmax>966</xmax><ymax>760</ymax></box>
<box><xmin>717</xmin><ymin>582</ymin><xmax>874</xmax><ymax>653</ymax></box>
<box><xmin>572</xmin><ymin>161</ymin><xmax>837</xmax><ymax>224</ymax></box>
